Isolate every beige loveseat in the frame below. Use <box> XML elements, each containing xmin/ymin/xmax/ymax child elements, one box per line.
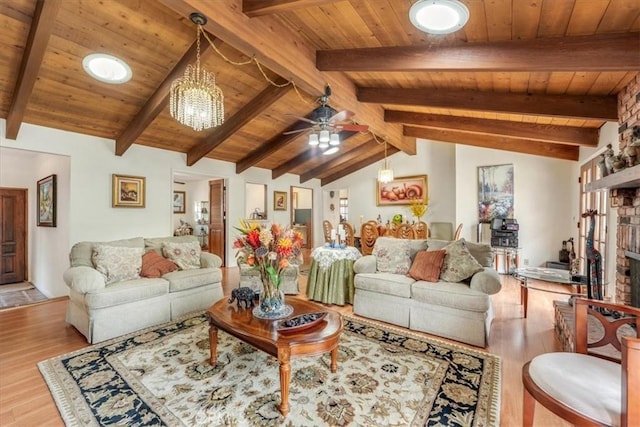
<box><xmin>353</xmin><ymin>237</ymin><xmax>501</xmax><ymax>347</ymax></box>
<box><xmin>63</xmin><ymin>236</ymin><xmax>223</xmax><ymax>343</ymax></box>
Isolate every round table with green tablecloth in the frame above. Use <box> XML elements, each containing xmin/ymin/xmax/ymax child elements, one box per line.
<box><xmin>306</xmin><ymin>245</ymin><xmax>361</xmax><ymax>305</ymax></box>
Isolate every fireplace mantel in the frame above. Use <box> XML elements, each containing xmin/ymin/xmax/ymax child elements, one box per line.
<box><xmin>585</xmin><ymin>164</ymin><xmax>640</xmax><ymax>192</ymax></box>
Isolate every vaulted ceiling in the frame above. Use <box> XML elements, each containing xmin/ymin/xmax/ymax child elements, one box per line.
<box><xmin>2</xmin><ymin>0</ymin><xmax>639</xmax><ymax>185</ymax></box>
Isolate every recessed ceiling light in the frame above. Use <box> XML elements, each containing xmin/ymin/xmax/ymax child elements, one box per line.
<box><xmin>82</xmin><ymin>53</ymin><xmax>132</xmax><ymax>84</ymax></box>
<box><xmin>323</xmin><ymin>147</ymin><xmax>339</xmax><ymax>155</ymax></box>
<box><xmin>409</xmin><ymin>0</ymin><xmax>469</xmax><ymax>35</ymax></box>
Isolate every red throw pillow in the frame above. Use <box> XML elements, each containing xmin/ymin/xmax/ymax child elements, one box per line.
<box><xmin>408</xmin><ymin>250</ymin><xmax>446</xmax><ymax>282</ymax></box>
<box><xmin>140</xmin><ymin>250</ymin><xmax>178</xmax><ymax>278</ymax></box>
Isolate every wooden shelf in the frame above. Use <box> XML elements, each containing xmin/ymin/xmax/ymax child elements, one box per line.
<box><xmin>585</xmin><ymin>164</ymin><xmax>640</xmax><ymax>192</ymax></box>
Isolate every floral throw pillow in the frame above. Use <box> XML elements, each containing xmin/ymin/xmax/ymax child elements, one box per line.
<box><xmin>162</xmin><ymin>241</ymin><xmax>201</xmax><ymax>270</ymax></box>
<box><xmin>373</xmin><ymin>237</ymin><xmax>411</xmax><ymax>274</ymax></box>
<box><xmin>92</xmin><ymin>245</ymin><xmax>144</xmax><ymax>285</ymax></box>
<box><xmin>440</xmin><ymin>239</ymin><xmax>484</xmax><ymax>282</ymax></box>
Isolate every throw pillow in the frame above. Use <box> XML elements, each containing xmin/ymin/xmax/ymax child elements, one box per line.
<box><xmin>92</xmin><ymin>245</ymin><xmax>144</xmax><ymax>285</ymax></box>
<box><xmin>162</xmin><ymin>241</ymin><xmax>201</xmax><ymax>270</ymax></box>
<box><xmin>465</xmin><ymin>240</ymin><xmax>494</xmax><ymax>267</ymax></box>
<box><xmin>408</xmin><ymin>250</ymin><xmax>446</xmax><ymax>282</ymax></box>
<box><xmin>440</xmin><ymin>239</ymin><xmax>484</xmax><ymax>282</ymax></box>
<box><xmin>373</xmin><ymin>237</ymin><xmax>411</xmax><ymax>274</ymax></box>
<box><xmin>140</xmin><ymin>250</ymin><xmax>178</xmax><ymax>278</ymax></box>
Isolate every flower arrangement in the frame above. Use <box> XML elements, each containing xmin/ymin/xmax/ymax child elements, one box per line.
<box><xmin>233</xmin><ymin>220</ymin><xmax>304</xmax><ymax>312</ymax></box>
<box><xmin>408</xmin><ymin>197</ymin><xmax>428</xmax><ymax>221</ymax></box>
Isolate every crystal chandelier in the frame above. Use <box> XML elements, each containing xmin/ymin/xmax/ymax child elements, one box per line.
<box><xmin>378</xmin><ymin>140</ymin><xmax>394</xmax><ymax>183</ymax></box>
<box><xmin>170</xmin><ymin>13</ymin><xmax>224</xmax><ymax>132</ymax></box>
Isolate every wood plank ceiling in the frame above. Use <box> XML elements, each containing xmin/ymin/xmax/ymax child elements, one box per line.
<box><xmin>1</xmin><ymin>0</ymin><xmax>639</xmax><ymax>185</ymax></box>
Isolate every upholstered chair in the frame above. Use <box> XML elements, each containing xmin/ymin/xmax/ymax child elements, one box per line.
<box><xmin>429</xmin><ymin>222</ymin><xmax>454</xmax><ymax>240</ymax></box>
<box><xmin>522</xmin><ymin>298</ymin><xmax>640</xmax><ymax>426</ymax></box>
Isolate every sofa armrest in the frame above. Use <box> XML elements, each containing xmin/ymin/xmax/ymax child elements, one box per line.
<box><xmin>201</xmin><ymin>252</ymin><xmax>222</xmax><ymax>269</ymax></box>
<box><xmin>353</xmin><ymin>255</ymin><xmax>377</xmax><ymax>274</ymax></box>
<box><xmin>470</xmin><ymin>268</ymin><xmax>502</xmax><ymax>295</ymax></box>
<box><xmin>63</xmin><ymin>266</ymin><xmax>106</xmax><ymax>293</ymax></box>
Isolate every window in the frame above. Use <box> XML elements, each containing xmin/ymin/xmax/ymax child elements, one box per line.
<box><xmin>339</xmin><ymin>197</ymin><xmax>348</xmax><ymax>222</ymax></box>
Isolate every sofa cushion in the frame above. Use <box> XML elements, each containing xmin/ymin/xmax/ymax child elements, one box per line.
<box><xmin>141</xmin><ymin>250</ymin><xmax>178</xmax><ymax>278</ymax></box>
<box><xmin>373</xmin><ymin>237</ymin><xmax>411</xmax><ymax>274</ymax></box>
<box><xmin>354</xmin><ymin>272</ymin><xmax>414</xmax><ymax>298</ymax></box>
<box><xmin>162</xmin><ymin>267</ymin><xmax>222</xmax><ymax>292</ymax></box>
<box><xmin>145</xmin><ymin>235</ymin><xmax>199</xmax><ymax>255</ymax></box>
<box><xmin>81</xmin><ymin>278</ymin><xmax>168</xmax><ymax>309</ymax></box>
<box><xmin>411</xmin><ymin>281</ymin><xmax>490</xmax><ymax>312</ymax></box>
<box><xmin>70</xmin><ymin>237</ymin><xmax>144</xmax><ymax>268</ymax></box>
<box><xmin>162</xmin><ymin>241</ymin><xmax>201</xmax><ymax>270</ymax></box>
<box><xmin>92</xmin><ymin>245</ymin><xmax>144</xmax><ymax>285</ymax></box>
<box><xmin>465</xmin><ymin>241</ymin><xmax>494</xmax><ymax>267</ymax></box>
<box><xmin>408</xmin><ymin>250</ymin><xmax>446</xmax><ymax>282</ymax></box>
<box><xmin>440</xmin><ymin>239</ymin><xmax>484</xmax><ymax>282</ymax></box>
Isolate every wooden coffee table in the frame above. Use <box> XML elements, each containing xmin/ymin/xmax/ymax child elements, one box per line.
<box><xmin>206</xmin><ymin>297</ymin><xmax>343</xmax><ymax>416</ymax></box>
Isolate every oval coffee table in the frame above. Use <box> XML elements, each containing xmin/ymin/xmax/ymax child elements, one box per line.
<box><xmin>206</xmin><ymin>297</ymin><xmax>343</xmax><ymax>416</ymax></box>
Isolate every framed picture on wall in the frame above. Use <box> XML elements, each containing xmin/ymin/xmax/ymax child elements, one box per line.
<box><xmin>112</xmin><ymin>174</ymin><xmax>146</xmax><ymax>208</ymax></box>
<box><xmin>173</xmin><ymin>191</ymin><xmax>186</xmax><ymax>214</ymax></box>
<box><xmin>37</xmin><ymin>174</ymin><xmax>57</xmax><ymax>227</ymax></box>
<box><xmin>274</xmin><ymin>191</ymin><xmax>287</xmax><ymax>211</ymax></box>
<box><xmin>376</xmin><ymin>175</ymin><xmax>428</xmax><ymax>206</ymax></box>
<box><xmin>477</xmin><ymin>164</ymin><xmax>514</xmax><ymax>222</ymax></box>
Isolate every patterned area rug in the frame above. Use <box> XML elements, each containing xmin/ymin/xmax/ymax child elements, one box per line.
<box><xmin>39</xmin><ymin>313</ymin><xmax>501</xmax><ymax>426</ymax></box>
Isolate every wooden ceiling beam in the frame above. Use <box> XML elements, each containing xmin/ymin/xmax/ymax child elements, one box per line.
<box><xmin>5</xmin><ymin>0</ymin><xmax>62</xmax><ymax>140</ymax></box>
<box><xmin>385</xmin><ymin>110</ymin><xmax>598</xmax><ymax>147</ymax></box>
<box><xmin>115</xmin><ymin>38</ymin><xmax>215</xmax><ymax>156</ymax></box>
<box><xmin>359</xmin><ymin>88</ymin><xmax>617</xmax><ymax>121</ymax></box>
<box><xmin>404</xmin><ymin>126</ymin><xmax>579</xmax><ymax>161</ymax></box>
<box><xmin>243</xmin><ymin>0</ymin><xmax>339</xmax><ymax>17</ymax></box>
<box><xmin>187</xmin><ymin>78</ymin><xmax>291</xmax><ymax>166</ymax></box>
<box><xmin>235</xmin><ymin>114</ymin><xmax>314</xmax><ymax>174</ymax></box>
<box><xmin>321</xmin><ymin>145</ymin><xmax>400</xmax><ymax>186</ymax></box>
<box><xmin>317</xmin><ymin>33</ymin><xmax>640</xmax><ymax>72</ymax></box>
<box><xmin>299</xmin><ymin>139</ymin><xmax>377</xmax><ymax>183</ymax></box>
<box><xmin>158</xmin><ymin>0</ymin><xmax>410</xmax><ymax>154</ymax></box>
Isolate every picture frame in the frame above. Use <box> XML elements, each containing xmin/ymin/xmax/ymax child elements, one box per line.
<box><xmin>274</xmin><ymin>191</ymin><xmax>287</xmax><ymax>211</ymax></box>
<box><xmin>112</xmin><ymin>174</ymin><xmax>145</xmax><ymax>208</ymax></box>
<box><xmin>376</xmin><ymin>175</ymin><xmax>428</xmax><ymax>206</ymax></box>
<box><xmin>173</xmin><ymin>190</ymin><xmax>186</xmax><ymax>214</ymax></box>
<box><xmin>477</xmin><ymin>164</ymin><xmax>514</xmax><ymax>222</ymax></box>
<box><xmin>37</xmin><ymin>174</ymin><xmax>56</xmax><ymax>227</ymax></box>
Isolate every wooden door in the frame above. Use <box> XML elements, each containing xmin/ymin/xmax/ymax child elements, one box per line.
<box><xmin>0</xmin><ymin>188</ymin><xmax>27</xmax><ymax>284</ymax></box>
<box><xmin>208</xmin><ymin>179</ymin><xmax>226</xmax><ymax>265</ymax></box>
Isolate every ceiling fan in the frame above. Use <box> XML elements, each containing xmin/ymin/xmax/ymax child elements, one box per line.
<box><xmin>283</xmin><ymin>86</ymin><xmax>369</xmax><ymax>151</ymax></box>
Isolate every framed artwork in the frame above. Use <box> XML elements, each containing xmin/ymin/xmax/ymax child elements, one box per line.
<box><xmin>376</xmin><ymin>175</ymin><xmax>428</xmax><ymax>206</ymax></box>
<box><xmin>37</xmin><ymin>174</ymin><xmax>56</xmax><ymax>227</ymax></box>
<box><xmin>274</xmin><ymin>191</ymin><xmax>287</xmax><ymax>211</ymax></box>
<box><xmin>112</xmin><ymin>174</ymin><xmax>145</xmax><ymax>208</ymax></box>
<box><xmin>173</xmin><ymin>191</ymin><xmax>186</xmax><ymax>214</ymax></box>
<box><xmin>478</xmin><ymin>164</ymin><xmax>514</xmax><ymax>222</ymax></box>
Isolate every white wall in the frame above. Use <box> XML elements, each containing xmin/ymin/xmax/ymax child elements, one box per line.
<box><xmin>0</xmin><ymin>120</ymin><xmax>322</xmax><ymax>297</ymax></box>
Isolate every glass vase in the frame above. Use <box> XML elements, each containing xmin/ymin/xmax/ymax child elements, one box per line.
<box><xmin>252</xmin><ymin>277</ymin><xmax>292</xmax><ymax>320</ymax></box>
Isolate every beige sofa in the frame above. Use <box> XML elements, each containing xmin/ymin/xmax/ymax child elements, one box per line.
<box><xmin>353</xmin><ymin>237</ymin><xmax>501</xmax><ymax>347</ymax></box>
<box><xmin>63</xmin><ymin>236</ymin><xmax>223</xmax><ymax>343</ymax></box>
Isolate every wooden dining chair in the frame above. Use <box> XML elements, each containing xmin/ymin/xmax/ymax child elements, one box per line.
<box><xmin>429</xmin><ymin>222</ymin><xmax>454</xmax><ymax>240</ymax></box>
<box><xmin>522</xmin><ymin>298</ymin><xmax>640</xmax><ymax>427</ymax></box>
<box><xmin>360</xmin><ymin>222</ymin><xmax>379</xmax><ymax>255</ymax></box>
<box><xmin>340</xmin><ymin>222</ymin><xmax>355</xmax><ymax>246</ymax></box>
<box><xmin>395</xmin><ymin>223</ymin><xmax>416</xmax><ymax>239</ymax></box>
<box><xmin>413</xmin><ymin>221</ymin><xmax>428</xmax><ymax>239</ymax></box>
<box><xmin>453</xmin><ymin>223</ymin><xmax>463</xmax><ymax>240</ymax></box>
<box><xmin>322</xmin><ymin>220</ymin><xmax>333</xmax><ymax>243</ymax></box>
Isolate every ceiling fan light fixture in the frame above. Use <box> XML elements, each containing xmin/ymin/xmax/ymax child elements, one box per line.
<box><xmin>318</xmin><ymin>140</ymin><xmax>329</xmax><ymax>149</ymax></box>
<box><xmin>169</xmin><ymin>13</ymin><xmax>224</xmax><ymax>132</ymax></box>
<box><xmin>319</xmin><ymin>129</ymin><xmax>330</xmax><ymax>143</ymax></box>
<box><xmin>329</xmin><ymin>133</ymin><xmax>340</xmax><ymax>146</ymax></box>
<box><xmin>409</xmin><ymin>0</ymin><xmax>469</xmax><ymax>35</ymax></box>
<box><xmin>324</xmin><ymin>147</ymin><xmax>339</xmax><ymax>155</ymax></box>
<box><xmin>308</xmin><ymin>133</ymin><xmax>319</xmax><ymax>145</ymax></box>
<box><xmin>82</xmin><ymin>53</ymin><xmax>132</xmax><ymax>84</ymax></box>
<box><xmin>377</xmin><ymin>141</ymin><xmax>394</xmax><ymax>183</ymax></box>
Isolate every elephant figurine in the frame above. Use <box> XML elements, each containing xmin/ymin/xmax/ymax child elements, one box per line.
<box><xmin>228</xmin><ymin>286</ymin><xmax>256</xmax><ymax>309</ymax></box>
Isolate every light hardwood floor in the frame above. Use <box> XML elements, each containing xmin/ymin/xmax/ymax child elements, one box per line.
<box><xmin>0</xmin><ymin>265</ymin><xmax>573</xmax><ymax>426</ymax></box>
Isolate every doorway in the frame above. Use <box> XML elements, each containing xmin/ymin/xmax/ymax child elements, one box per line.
<box><xmin>290</xmin><ymin>186</ymin><xmax>313</xmax><ymax>248</ymax></box>
<box><xmin>0</xmin><ymin>188</ymin><xmax>28</xmax><ymax>284</ymax></box>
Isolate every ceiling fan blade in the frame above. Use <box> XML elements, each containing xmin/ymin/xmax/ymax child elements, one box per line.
<box><xmin>336</xmin><ymin>124</ymin><xmax>369</xmax><ymax>132</ymax></box>
<box><xmin>284</xmin><ymin>114</ymin><xmax>317</xmax><ymax>124</ymax></box>
<box><xmin>328</xmin><ymin>110</ymin><xmax>354</xmax><ymax>123</ymax></box>
<box><xmin>283</xmin><ymin>127</ymin><xmax>312</xmax><ymax>135</ymax></box>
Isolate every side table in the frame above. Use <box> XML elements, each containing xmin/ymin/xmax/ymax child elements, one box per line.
<box><xmin>306</xmin><ymin>245</ymin><xmax>361</xmax><ymax>305</ymax></box>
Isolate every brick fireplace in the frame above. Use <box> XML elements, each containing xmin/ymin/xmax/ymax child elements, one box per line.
<box><xmin>611</xmin><ymin>73</ymin><xmax>640</xmax><ymax>306</ymax></box>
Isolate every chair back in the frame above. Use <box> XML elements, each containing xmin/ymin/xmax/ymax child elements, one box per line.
<box><xmin>395</xmin><ymin>223</ymin><xmax>416</xmax><ymax>239</ymax></box>
<box><xmin>429</xmin><ymin>222</ymin><xmax>454</xmax><ymax>240</ymax></box>
<box><xmin>454</xmin><ymin>223</ymin><xmax>463</xmax><ymax>240</ymax></box>
<box><xmin>322</xmin><ymin>220</ymin><xmax>333</xmax><ymax>243</ymax></box>
<box><xmin>413</xmin><ymin>221</ymin><xmax>428</xmax><ymax>239</ymax></box>
<box><xmin>340</xmin><ymin>222</ymin><xmax>355</xmax><ymax>246</ymax></box>
<box><xmin>360</xmin><ymin>222</ymin><xmax>379</xmax><ymax>255</ymax></box>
